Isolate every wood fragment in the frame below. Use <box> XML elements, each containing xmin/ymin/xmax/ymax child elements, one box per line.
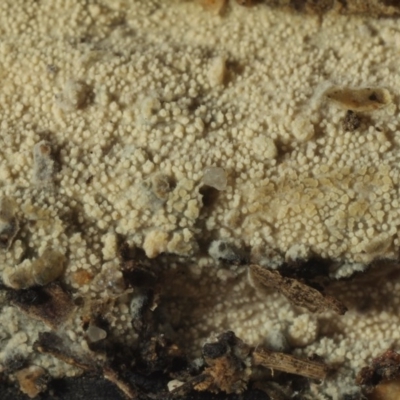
<box><xmin>248</xmin><ymin>264</ymin><xmax>347</xmax><ymax>315</ymax></box>
<box><xmin>252</xmin><ymin>348</ymin><xmax>328</xmax><ymax>380</ymax></box>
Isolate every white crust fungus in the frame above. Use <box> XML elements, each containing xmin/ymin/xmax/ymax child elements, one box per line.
<box><xmin>252</xmin><ymin>136</ymin><xmax>277</xmax><ymax>160</ymax></box>
<box><xmin>3</xmin><ymin>248</ymin><xmax>65</xmax><ymax>290</ymax></box>
<box><xmin>287</xmin><ymin>314</ymin><xmax>318</xmax><ymax>347</ymax></box>
<box><xmin>143</xmin><ymin>229</ymin><xmax>170</xmax><ymax>258</ymax></box>
<box><xmin>1</xmin><ymin>0</ymin><xmax>400</xmax><ymax>398</ymax></box>
<box><xmin>291</xmin><ymin>115</ymin><xmax>315</xmax><ymax>142</ymax></box>
<box><xmin>101</xmin><ymin>232</ymin><xmax>118</xmax><ymax>261</ymax></box>
<box><xmin>285</xmin><ymin>244</ymin><xmax>311</xmax><ymax>263</ymax></box>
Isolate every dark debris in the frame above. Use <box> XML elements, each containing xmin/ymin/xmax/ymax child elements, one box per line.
<box><xmin>8</xmin><ymin>283</ymin><xmax>74</xmax><ymax>329</ymax></box>
<box><xmin>357</xmin><ymin>349</ymin><xmax>400</xmax><ymax>388</ymax></box>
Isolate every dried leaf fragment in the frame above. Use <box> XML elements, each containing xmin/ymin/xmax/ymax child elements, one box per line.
<box><xmin>248</xmin><ymin>264</ymin><xmax>347</xmax><ymax>315</ymax></box>
<box><xmin>325</xmin><ymin>86</ymin><xmax>392</xmax><ymax>112</ymax></box>
<box><xmin>252</xmin><ymin>347</ymin><xmax>328</xmax><ymax>380</ymax></box>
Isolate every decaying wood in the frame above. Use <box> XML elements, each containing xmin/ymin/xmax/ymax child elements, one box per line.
<box><xmin>252</xmin><ymin>347</ymin><xmax>328</xmax><ymax>380</ymax></box>
<box><xmin>248</xmin><ymin>264</ymin><xmax>347</xmax><ymax>315</ymax></box>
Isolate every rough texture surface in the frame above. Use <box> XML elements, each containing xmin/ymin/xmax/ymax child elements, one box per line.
<box><xmin>1</xmin><ymin>0</ymin><xmax>400</xmax><ymax>399</ymax></box>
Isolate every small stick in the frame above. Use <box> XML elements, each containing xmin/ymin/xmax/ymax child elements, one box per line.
<box><xmin>249</xmin><ymin>264</ymin><xmax>347</xmax><ymax>315</ymax></box>
<box><xmin>252</xmin><ymin>348</ymin><xmax>328</xmax><ymax>380</ymax></box>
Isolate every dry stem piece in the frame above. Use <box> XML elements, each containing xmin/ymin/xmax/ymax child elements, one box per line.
<box><xmin>252</xmin><ymin>348</ymin><xmax>328</xmax><ymax>380</ymax></box>
<box><xmin>248</xmin><ymin>264</ymin><xmax>347</xmax><ymax>315</ymax></box>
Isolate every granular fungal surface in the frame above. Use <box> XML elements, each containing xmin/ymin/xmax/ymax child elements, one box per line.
<box><xmin>1</xmin><ymin>0</ymin><xmax>400</xmax><ymax>398</ymax></box>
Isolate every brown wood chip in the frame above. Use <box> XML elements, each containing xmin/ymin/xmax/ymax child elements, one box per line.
<box><xmin>252</xmin><ymin>347</ymin><xmax>328</xmax><ymax>380</ymax></box>
<box><xmin>248</xmin><ymin>264</ymin><xmax>347</xmax><ymax>315</ymax></box>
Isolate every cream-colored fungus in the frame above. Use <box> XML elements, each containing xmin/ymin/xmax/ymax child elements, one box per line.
<box><xmin>1</xmin><ymin>0</ymin><xmax>400</xmax><ymax>398</ymax></box>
